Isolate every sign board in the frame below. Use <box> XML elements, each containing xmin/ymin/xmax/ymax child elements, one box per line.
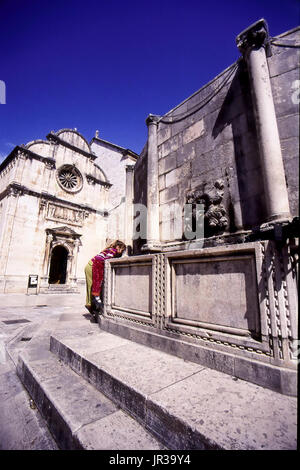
<box><xmin>28</xmin><ymin>275</ymin><xmax>38</xmax><ymax>288</ymax></box>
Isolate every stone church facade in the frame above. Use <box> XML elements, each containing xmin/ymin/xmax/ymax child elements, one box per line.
<box><xmin>0</xmin><ymin>128</ymin><xmax>137</xmax><ymax>294</ymax></box>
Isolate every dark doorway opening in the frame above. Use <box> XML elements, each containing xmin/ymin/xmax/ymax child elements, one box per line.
<box><xmin>48</xmin><ymin>246</ymin><xmax>68</xmax><ymax>284</ymax></box>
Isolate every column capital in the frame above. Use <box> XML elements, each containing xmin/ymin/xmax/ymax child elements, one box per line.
<box><xmin>146</xmin><ymin>114</ymin><xmax>160</xmax><ymax>127</ymax></box>
<box><xmin>236</xmin><ymin>18</ymin><xmax>269</xmax><ymax>54</ymax></box>
<box><xmin>125</xmin><ymin>164</ymin><xmax>135</xmax><ymax>172</ymax></box>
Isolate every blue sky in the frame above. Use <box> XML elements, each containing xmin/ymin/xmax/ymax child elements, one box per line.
<box><xmin>0</xmin><ymin>0</ymin><xmax>299</xmax><ymax>159</ymax></box>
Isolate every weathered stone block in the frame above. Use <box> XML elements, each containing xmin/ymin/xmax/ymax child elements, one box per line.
<box><xmin>277</xmin><ymin>113</ymin><xmax>299</xmax><ymax>140</ymax></box>
<box><xmin>157</xmin><ymin>145</ymin><xmax>163</xmax><ymax>160</ymax></box>
<box><xmin>280</xmin><ymin>136</ymin><xmax>299</xmax><ymax>161</ymax></box>
<box><xmin>170</xmin><ymin>119</ymin><xmax>189</xmax><ymax>138</ymax></box>
<box><xmin>194</xmin><ymin>133</ymin><xmax>215</xmax><ymax>156</ymax></box>
<box><xmin>157</xmin><ymin>125</ymin><xmax>171</xmax><ymax>146</ymax></box>
<box><xmin>158</xmin><ymin>174</ymin><xmax>166</xmax><ymax>191</ymax></box>
<box><xmin>165</xmin><ymin>168</ymin><xmax>179</xmax><ymax>188</ymax></box>
<box><xmin>191</xmin><ymin>140</ymin><xmax>234</xmax><ymax>179</ymax></box>
<box><xmin>176</xmin><ymin>140</ymin><xmax>196</xmax><ymax>166</ymax></box>
<box><xmin>113</xmin><ymin>263</ymin><xmax>152</xmax><ymax>315</ymax></box>
<box><xmin>161</xmin><ymin>218</ymin><xmax>174</xmax><ymax>242</ymax></box>
<box><xmin>158</xmin><ymin>153</ymin><xmax>177</xmax><ymax>175</ymax></box>
<box><xmin>268</xmin><ymin>48</ymin><xmax>300</xmax><ymax>78</ymax></box>
<box><xmin>271</xmin><ymin>68</ymin><xmax>300</xmax><ymax>118</ymax></box>
<box><xmin>178</xmin><ymin>161</ymin><xmax>191</xmax><ymax>180</ymax></box>
<box><xmin>190</xmin><ymin>167</ymin><xmax>223</xmax><ymax>190</ymax></box>
<box><xmin>159</xmin><ymin>201</ymin><xmax>176</xmax><ymax>223</ymax></box>
<box><xmin>161</xmin><ymin>134</ymin><xmax>182</xmax><ymax>159</ymax></box>
<box><xmin>182</xmin><ymin>120</ymin><xmax>205</xmax><ymax>145</ymax></box>
<box><xmin>159</xmin><ymin>185</ymin><xmax>179</xmax><ymax>204</ymax></box>
<box><xmin>191</xmin><ymin>150</ymin><xmax>215</xmax><ymax>177</ymax></box>
<box><xmin>204</xmin><ymin>109</ymin><xmax>234</xmax><ymax>145</ymax></box>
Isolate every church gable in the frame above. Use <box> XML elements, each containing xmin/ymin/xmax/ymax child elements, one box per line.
<box><xmin>22</xmin><ymin>129</ymin><xmax>109</xmax><ymax>201</ymax></box>
<box><xmin>25</xmin><ymin>140</ymin><xmax>51</xmax><ymax>158</ymax></box>
<box><xmin>51</xmin><ymin>129</ymin><xmax>91</xmax><ymax>154</ymax></box>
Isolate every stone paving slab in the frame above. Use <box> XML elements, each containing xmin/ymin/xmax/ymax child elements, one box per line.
<box><xmin>0</xmin><ymin>358</ymin><xmax>58</xmax><ymax>450</ymax></box>
<box><xmin>0</xmin><ymin>292</ymin><xmax>84</xmax><ymax>308</ymax></box>
<box><xmin>0</xmin><ymin>304</ymin><xmax>95</xmax><ymax>450</ymax></box>
<box><xmin>53</xmin><ymin>328</ymin><xmax>129</xmax><ymax>351</ymax></box>
<box><xmin>74</xmin><ymin>410</ymin><xmax>164</xmax><ymax>450</ymax></box>
<box><xmin>148</xmin><ymin>368</ymin><xmax>297</xmax><ymax>450</ymax></box>
<box><xmin>17</xmin><ymin>347</ymin><xmax>165</xmax><ymax>450</ymax></box>
<box><xmin>85</xmin><ymin>341</ymin><xmax>205</xmax><ymax>395</ymax></box>
<box><xmin>50</xmin><ymin>328</ymin><xmax>297</xmax><ymax>450</ymax></box>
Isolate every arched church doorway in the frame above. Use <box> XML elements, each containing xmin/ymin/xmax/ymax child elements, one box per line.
<box><xmin>48</xmin><ymin>245</ymin><xmax>68</xmax><ymax>284</ymax></box>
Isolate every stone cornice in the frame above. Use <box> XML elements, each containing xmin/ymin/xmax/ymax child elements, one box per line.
<box><xmin>0</xmin><ymin>146</ymin><xmax>56</xmax><ymax>173</ymax></box>
<box><xmin>46</xmin><ymin>225</ymin><xmax>82</xmax><ymax>239</ymax></box>
<box><xmin>85</xmin><ymin>173</ymin><xmax>112</xmax><ymax>187</ymax></box>
<box><xmin>0</xmin><ymin>182</ymin><xmax>108</xmax><ymax>216</ymax></box>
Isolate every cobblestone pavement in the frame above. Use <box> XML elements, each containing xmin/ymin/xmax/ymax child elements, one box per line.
<box><xmin>0</xmin><ymin>294</ymin><xmax>91</xmax><ymax>450</ymax></box>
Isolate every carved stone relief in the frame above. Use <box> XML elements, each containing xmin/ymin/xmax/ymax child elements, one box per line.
<box><xmin>186</xmin><ymin>179</ymin><xmax>229</xmax><ymax>237</ymax></box>
<box><xmin>40</xmin><ymin>201</ymin><xmax>89</xmax><ymax>226</ymax></box>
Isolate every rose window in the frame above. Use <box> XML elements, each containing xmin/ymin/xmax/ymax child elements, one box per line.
<box><xmin>56</xmin><ymin>165</ymin><xmax>83</xmax><ymax>193</ymax></box>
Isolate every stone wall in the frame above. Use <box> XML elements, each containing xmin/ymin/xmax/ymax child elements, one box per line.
<box><xmin>133</xmin><ymin>26</ymin><xmax>299</xmax><ymax>246</ymax></box>
<box><xmin>268</xmin><ymin>28</ymin><xmax>300</xmax><ymax>216</ymax></box>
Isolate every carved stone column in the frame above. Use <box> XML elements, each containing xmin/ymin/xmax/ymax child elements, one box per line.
<box><xmin>236</xmin><ymin>19</ymin><xmax>291</xmax><ymax>224</ymax></box>
<box><xmin>125</xmin><ymin>165</ymin><xmax>135</xmax><ymax>249</ymax></box>
<box><xmin>143</xmin><ymin>114</ymin><xmax>161</xmax><ymax>251</ymax></box>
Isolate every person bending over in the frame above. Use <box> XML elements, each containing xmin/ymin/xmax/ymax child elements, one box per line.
<box><xmin>85</xmin><ymin>240</ymin><xmax>126</xmax><ymax>317</ymax></box>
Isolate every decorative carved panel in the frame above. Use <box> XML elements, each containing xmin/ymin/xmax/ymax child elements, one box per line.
<box><xmin>45</xmin><ymin>202</ymin><xmax>87</xmax><ymax>226</ymax></box>
<box><xmin>170</xmin><ymin>255</ymin><xmax>260</xmax><ymax>338</ymax></box>
<box><xmin>103</xmin><ymin>242</ymin><xmax>298</xmax><ymax>373</ymax></box>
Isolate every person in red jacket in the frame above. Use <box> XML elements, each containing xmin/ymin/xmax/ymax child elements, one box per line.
<box><xmin>85</xmin><ymin>240</ymin><xmax>126</xmax><ymax>317</ymax></box>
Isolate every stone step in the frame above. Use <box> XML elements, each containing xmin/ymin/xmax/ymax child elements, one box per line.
<box><xmin>50</xmin><ymin>328</ymin><xmax>297</xmax><ymax>450</ymax></box>
<box><xmin>16</xmin><ymin>348</ymin><xmax>165</xmax><ymax>450</ymax></box>
<box><xmin>41</xmin><ymin>287</ymin><xmax>79</xmax><ymax>294</ymax></box>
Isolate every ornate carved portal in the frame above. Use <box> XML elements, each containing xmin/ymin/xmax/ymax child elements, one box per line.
<box><xmin>40</xmin><ymin>226</ymin><xmax>82</xmax><ymax>292</ymax></box>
